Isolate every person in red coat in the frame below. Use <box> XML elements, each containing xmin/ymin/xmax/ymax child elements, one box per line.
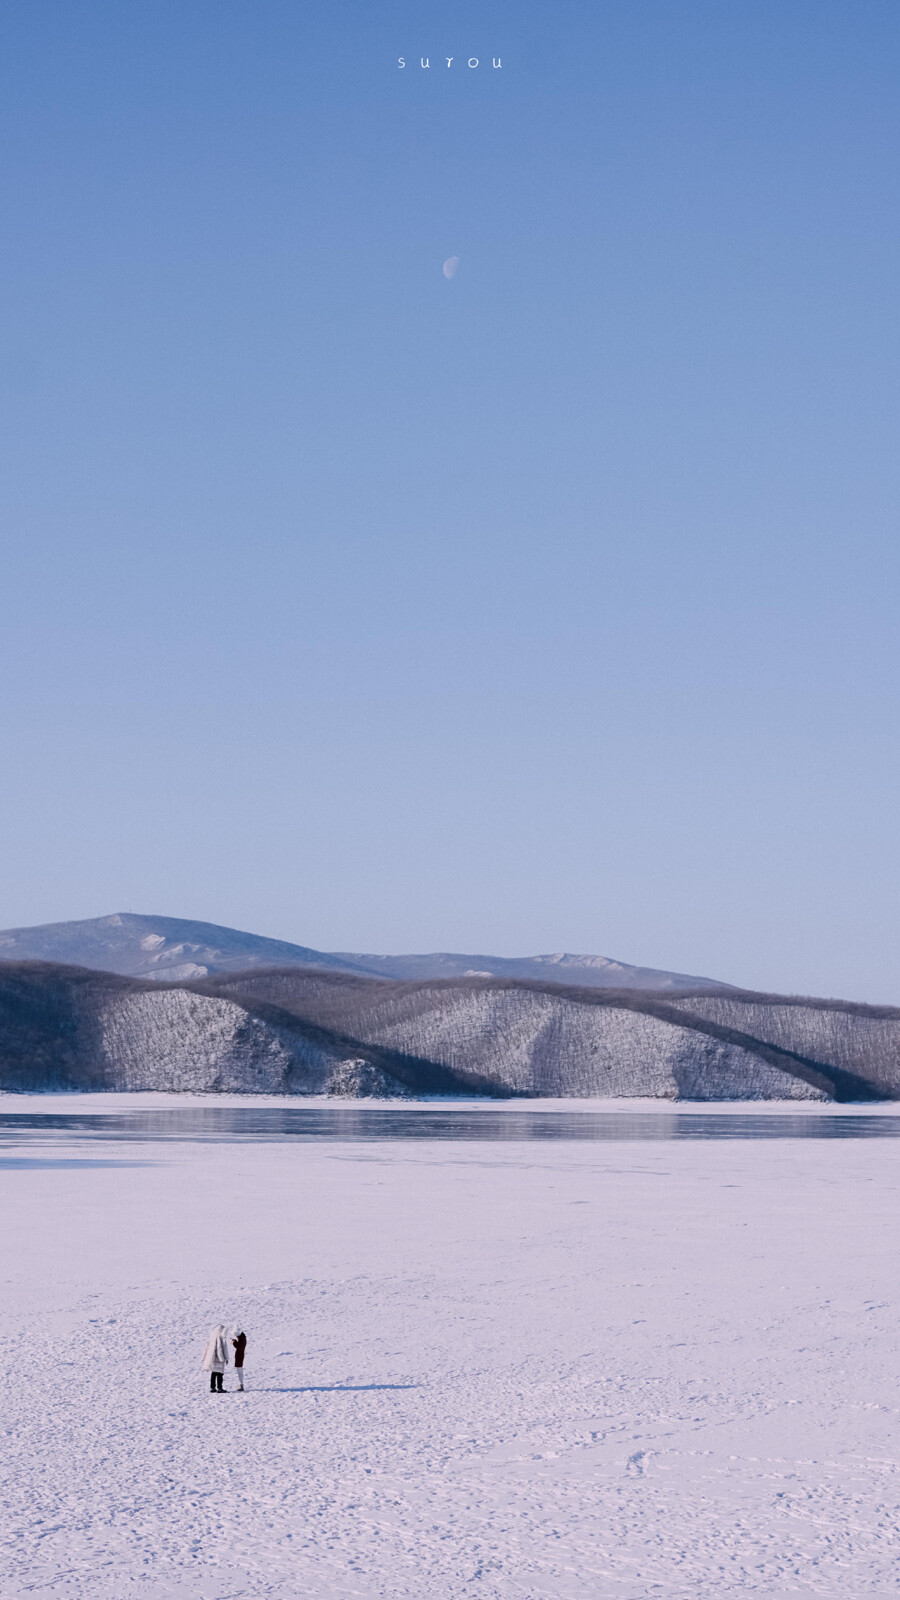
<box><xmin>232</xmin><ymin>1328</ymin><xmax>247</xmax><ymax>1391</ymax></box>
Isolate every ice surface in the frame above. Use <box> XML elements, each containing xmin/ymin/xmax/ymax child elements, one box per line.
<box><xmin>3</xmin><ymin>1096</ymin><xmax>900</xmax><ymax>1598</ymax></box>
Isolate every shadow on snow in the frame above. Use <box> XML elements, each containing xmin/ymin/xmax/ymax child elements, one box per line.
<box><xmin>262</xmin><ymin>1383</ymin><xmax>422</xmax><ymax>1393</ymax></box>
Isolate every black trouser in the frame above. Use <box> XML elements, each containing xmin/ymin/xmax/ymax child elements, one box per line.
<box><xmin>209</xmin><ymin>1371</ymin><xmax>224</xmax><ymax>1391</ymax></box>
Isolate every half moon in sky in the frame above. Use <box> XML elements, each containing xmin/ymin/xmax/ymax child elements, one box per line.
<box><xmin>443</xmin><ymin>256</ymin><xmax>460</xmax><ymax>279</ymax></box>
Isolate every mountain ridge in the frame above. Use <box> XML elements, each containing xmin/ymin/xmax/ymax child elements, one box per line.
<box><xmin>1</xmin><ymin>958</ymin><xmax>897</xmax><ymax>1100</ymax></box>
<box><xmin>0</xmin><ymin>912</ymin><xmax>727</xmax><ymax>992</ymax></box>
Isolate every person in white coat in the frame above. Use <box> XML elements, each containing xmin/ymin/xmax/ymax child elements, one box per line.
<box><xmin>202</xmin><ymin>1324</ymin><xmax>229</xmax><ymax>1392</ymax></box>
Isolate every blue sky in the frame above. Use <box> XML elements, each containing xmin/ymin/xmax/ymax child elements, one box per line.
<box><xmin>2</xmin><ymin>1</ymin><xmax>899</xmax><ymax>998</ymax></box>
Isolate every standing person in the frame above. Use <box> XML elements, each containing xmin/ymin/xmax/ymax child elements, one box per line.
<box><xmin>202</xmin><ymin>1324</ymin><xmax>229</xmax><ymax>1392</ymax></box>
<box><xmin>232</xmin><ymin>1327</ymin><xmax>247</xmax><ymax>1391</ymax></box>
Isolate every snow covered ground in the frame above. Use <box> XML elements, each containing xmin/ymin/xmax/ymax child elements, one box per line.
<box><xmin>4</xmin><ymin>1096</ymin><xmax>900</xmax><ymax>1599</ymax></box>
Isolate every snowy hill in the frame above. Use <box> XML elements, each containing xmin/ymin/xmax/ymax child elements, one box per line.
<box><xmin>2</xmin><ymin>960</ymin><xmax>898</xmax><ymax>1100</ymax></box>
<box><xmin>0</xmin><ymin>912</ymin><xmax>724</xmax><ymax>990</ymax></box>
<box><xmin>0</xmin><ymin>963</ymin><xmax>421</xmax><ymax>1097</ymax></box>
<box><xmin>0</xmin><ymin>914</ymin><xmax>374</xmax><ymax>984</ymax></box>
<box><xmin>205</xmin><ymin>969</ymin><xmax>898</xmax><ymax>1101</ymax></box>
<box><xmin>327</xmin><ymin>949</ymin><xmax>726</xmax><ymax>989</ymax></box>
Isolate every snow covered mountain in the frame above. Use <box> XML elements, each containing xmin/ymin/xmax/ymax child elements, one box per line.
<box><xmin>326</xmin><ymin>949</ymin><xmax>727</xmax><ymax>988</ymax></box>
<box><xmin>0</xmin><ymin>914</ymin><xmax>372</xmax><ymax>984</ymax></box>
<box><xmin>204</xmin><ymin>968</ymin><xmax>898</xmax><ymax>1102</ymax></box>
<box><xmin>0</xmin><ymin>913</ymin><xmax>725</xmax><ymax>990</ymax></box>
<box><xmin>7</xmin><ymin>916</ymin><xmax>888</xmax><ymax>1103</ymax></box>
<box><xmin>1</xmin><ymin>960</ymin><xmax>898</xmax><ymax>1100</ymax></box>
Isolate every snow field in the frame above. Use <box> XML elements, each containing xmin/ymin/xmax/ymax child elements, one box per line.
<box><xmin>3</xmin><ymin>1118</ymin><xmax>900</xmax><ymax>1598</ymax></box>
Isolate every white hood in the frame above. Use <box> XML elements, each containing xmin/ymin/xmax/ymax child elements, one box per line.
<box><xmin>202</xmin><ymin>1324</ymin><xmax>229</xmax><ymax>1370</ymax></box>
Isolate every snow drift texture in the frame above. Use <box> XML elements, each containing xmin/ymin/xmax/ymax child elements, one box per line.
<box><xmin>2</xmin><ymin>962</ymin><xmax>899</xmax><ymax>1099</ymax></box>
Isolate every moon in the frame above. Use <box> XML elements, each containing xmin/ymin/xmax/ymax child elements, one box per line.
<box><xmin>442</xmin><ymin>256</ymin><xmax>460</xmax><ymax>279</ymax></box>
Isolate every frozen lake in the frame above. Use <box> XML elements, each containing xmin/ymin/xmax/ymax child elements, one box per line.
<box><xmin>4</xmin><ymin>1093</ymin><xmax>900</xmax><ymax>1598</ymax></box>
<box><xmin>4</xmin><ymin>1102</ymin><xmax>900</xmax><ymax>1146</ymax></box>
